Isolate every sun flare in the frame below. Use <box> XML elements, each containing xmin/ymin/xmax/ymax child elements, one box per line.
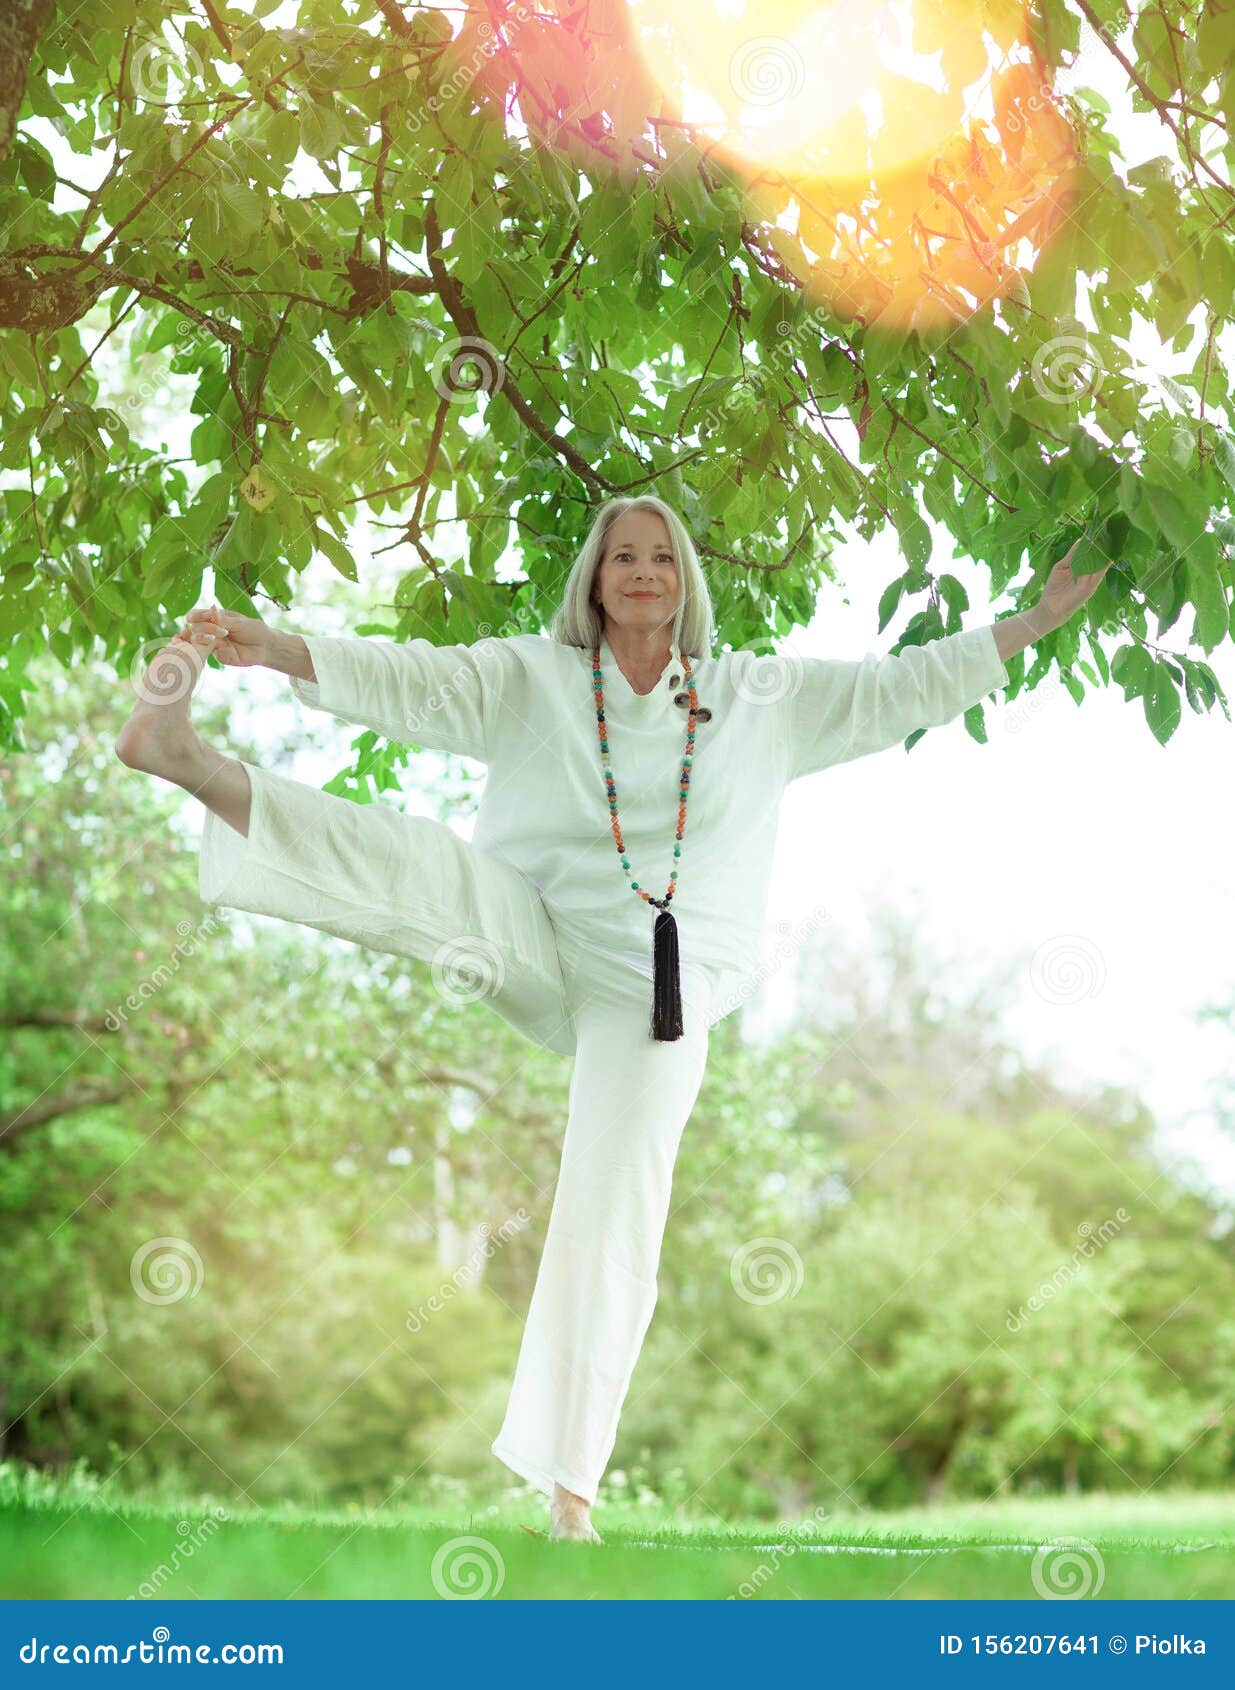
<box><xmin>621</xmin><ymin>0</ymin><xmax>1078</xmax><ymax>328</ymax></box>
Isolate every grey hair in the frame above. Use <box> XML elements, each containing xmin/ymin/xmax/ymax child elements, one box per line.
<box><xmin>547</xmin><ymin>494</ymin><xmax>715</xmax><ymax>659</ymax></box>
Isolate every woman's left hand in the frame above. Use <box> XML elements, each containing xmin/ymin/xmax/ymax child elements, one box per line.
<box><xmin>1035</xmin><ymin>536</ymin><xmax>1115</xmax><ymax>629</ymax></box>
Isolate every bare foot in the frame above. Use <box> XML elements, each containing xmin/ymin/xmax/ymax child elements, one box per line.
<box><xmin>550</xmin><ymin>1483</ymin><xmax>603</xmax><ymax>1545</ymax></box>
<box><xmin>116</xmin><ymin>626</ymin><xmax>218</xmax><ymax>787</ymax></box>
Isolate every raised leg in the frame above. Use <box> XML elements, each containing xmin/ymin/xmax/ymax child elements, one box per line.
<box><xmin>115</xmin><ymin>628</ymin><xmax>575</xmax><ymax>1058</ymax></box>
<box><xmin>116</xmin><ymin>632</ymin><xmax>252</xmax><ymax>834</ymax></box>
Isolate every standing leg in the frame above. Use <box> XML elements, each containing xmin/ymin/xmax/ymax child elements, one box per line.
<box><xmin>490</xmin><ymin>946</ymin><xmax>711</xmax><ymax>1537</ymax></box>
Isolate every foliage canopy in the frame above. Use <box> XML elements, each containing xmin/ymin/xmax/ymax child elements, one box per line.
<box><xmin>1</xmin><ymin>0</ymin><xmax>1234</xmax><ymax>751</ymax></box>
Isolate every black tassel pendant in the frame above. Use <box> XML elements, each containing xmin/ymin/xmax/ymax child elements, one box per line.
<box><xmin>650</xmin><ymin>905</ymin><xmax>684</xmax><ymax>1041</ymax></box>
<box><xmin>589</xmin><ymin>639</ymin><xmax>698</xmax><ymax>1044</ymax></box>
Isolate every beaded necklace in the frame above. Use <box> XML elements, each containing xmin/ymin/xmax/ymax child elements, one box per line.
<box><xmin>591</xmin><ymin>640</ymin><xmax>698</xmax><ymax>1041</ymax></box>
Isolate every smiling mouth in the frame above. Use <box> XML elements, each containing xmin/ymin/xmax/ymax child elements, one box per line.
<box><xmin>626</xmin><ymin>591</ymin><xmax>659</xmax><ymax>599</ymax></box>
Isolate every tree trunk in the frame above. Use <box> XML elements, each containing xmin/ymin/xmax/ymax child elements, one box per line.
<box><xmin>432</xmin><ymin>1090</ymin><xmax>489</xmax><ymax>1284</ymax></box>
<box><xmin>0</xmin><ymin>0</ymin><xmax>56</xmax><ymax>159</ymax></box>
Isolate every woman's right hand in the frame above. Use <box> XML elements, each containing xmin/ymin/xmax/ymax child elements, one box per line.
<box><xmin>179</xmin><ymin>604</ymin><xmax>273</xmax><ymax>669</ymax></box>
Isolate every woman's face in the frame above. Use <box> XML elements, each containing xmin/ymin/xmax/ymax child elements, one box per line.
<box><xmin>591</xmin><ymin>509</ymin><xmax>681</xmax><ymax>643</ymax></box>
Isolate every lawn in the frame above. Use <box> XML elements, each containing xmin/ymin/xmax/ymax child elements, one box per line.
<box><xmin>3</xmin><ymin>1484</ymin><xmax>1233</xmax><ymax>1600</ymax></box>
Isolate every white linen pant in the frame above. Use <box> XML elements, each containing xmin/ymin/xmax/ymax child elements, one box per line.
<box><xmin>198</xmin><ymin>760</ymin><xmax>725</xmax><ymax>1505</ymax></box>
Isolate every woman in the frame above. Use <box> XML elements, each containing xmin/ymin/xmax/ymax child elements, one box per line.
<box><xmin>115</xmin><ymin>494</ymin><xmax>1109</xmax><ymax>1543</ymax></box>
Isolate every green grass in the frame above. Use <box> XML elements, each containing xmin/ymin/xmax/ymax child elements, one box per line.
<box><xmin>4</xmin><ymin>1484</ymin><xmax>1234</xmax><ymax>1599</ymax></box>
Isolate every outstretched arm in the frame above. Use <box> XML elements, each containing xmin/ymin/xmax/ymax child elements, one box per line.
<box><xmin>784</xmin><ymin>623</ymin><xmax>1007</xmax><ymax>781</ymax></box>
<box><xmin>989</xmin><ymin>537</ymin><xmax>1113</xmax><ymax>665</ymax></box>
<box><xmin>782</xmin><ymin>539</ymin><xmax>1113</xmax><ymax>783</ymax></box>
<box><xmin>267</xmin><ymin>628</ymin><xmax>316</xmax><ymax>683</ymax></box>
<box><xmin>180</xmin><ymin>606</ymin><xmax>506</xmax><ymax>761</ymax></box>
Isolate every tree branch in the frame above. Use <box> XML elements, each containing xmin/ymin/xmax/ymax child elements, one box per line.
<box><xmin>1</xmin><ymin>1079</ymin><xmax>134</xmax><ymax>1148</ymax></box>
<box><xmin>2</xmin><ymin>1009</ymin><xmax>121</xmax><ymax>1034</ymax></box>
<box><xmin>423</xmin><ymin>198</ymin><xmax>614</xmax><ymax>493</ymax></box>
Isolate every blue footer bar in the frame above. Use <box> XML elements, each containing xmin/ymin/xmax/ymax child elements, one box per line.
<box><xmin>0</xmin><ymin>1600</ymin><xmax>1230</xmax><ymax>1684</ymax></box>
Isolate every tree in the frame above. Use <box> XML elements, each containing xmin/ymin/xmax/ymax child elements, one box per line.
<box><xmin>1</xmin><ymin>0</ymin><xmax>1231</xmax><ymax>759</ymax></box>
<box><xmin>0</xmin><ymin>658</ymin><xmax>574</xmax><ymax>1496</ymax></box>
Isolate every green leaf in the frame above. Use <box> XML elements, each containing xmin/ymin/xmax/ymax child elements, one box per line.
<box><xmin>1066</xmin><ymin>520</ymin><xmax>1111</xmax><ymax>578</ymax></box>
<box><xmin>300</xmin><ymin>98</ymin><xmax>342</xmax><ymax>161</ymax></box>
<box><xmin>1188</xmin><ymin>659</ymin><xmax>1231</xmax><ymax>721</ymax></box>
<box><xmin>876</xmin><ymin>572</ymin><xmax>908</xmax><ymax>633</ymax></box>
<box><xmin>1085</xmin><ymin>632</ymin><xmax>1110</xmax><ymax>685</ymax></box>
<box><xmin>314</xmin><ymin>526</ymin><xmax>358</xmax><ymax>581</ymax></box>
<box><xmin>94</xmin><ymin>579</ymin><xmax>128</xmax><ymax>617</ymax></box>
<box><xmin>1111</xmin><ymin>643</ymin><xmax>1154</xmax><ymax>698</ymax></box>
<box><xmin>938</xmin><ymin>572</ymin><xmax>969</xmax><ymax>622</ymax></box>
<box><xmin>636</xmin><ymin>239</ymin><xmax>662</xmax><ymax>311</ymax></box>
<box><xmin>1212</xmin><ymin>432</ymin><xmax>1235</xmax><ymax>496</ymax></box>
<box><xmin>1201</xmin><ymin>235</ymin><xmax>1235</xmax><ymax>316</ymax></box>
<box><xmin>1198</xmin><ymin>5</ymin><xmax>1235</xmax><ymax>79</ymax></box>
<box><xmin>1068</xmin><ymin>426</ymin><xmax>1098</xmax><ymax>472</ymax></box>
<box><xmin>963</xmin><ymin>701</ymin><xmax>989</xmax><ymax>743</ymax></box>
<box><xmin>1143</xmin><ymin>663</ymin><xmax>1182</xmax><ymax>745</ymax></box>
<box><xmin>1142</xmin><ymin>479</ymin><xmax>1202</xmax><ymax>552</ymax></box>
<box><xmin>435</xmin><ymin>151</ymin><xmax>474</xmax><ymax>231</ymax></box>
<box><xmin>1186</xmin><ymin>542</ymin><xmax>1229</xmax><ymax>653</ymax></box>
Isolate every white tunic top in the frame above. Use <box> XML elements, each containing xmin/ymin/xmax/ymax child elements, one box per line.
<box><xmin>288</xmin><ymin>622</ymin><xmax>1007</xmax><ymax>985</ymax></box>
